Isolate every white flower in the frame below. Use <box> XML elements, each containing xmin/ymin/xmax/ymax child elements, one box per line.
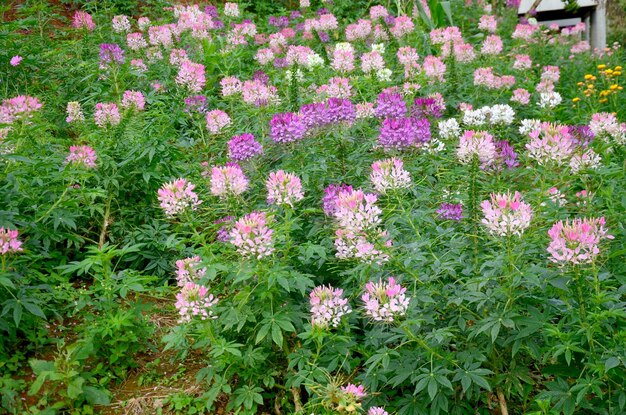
<box><xmin>376</xmin><ymin>68</ymin><xmax>392</xmax><ymax>82</ymax></box>
<box><xmin>538</xmin><ymin>91</ymin><xmax>562</xmax><ymax>108</ymax></box>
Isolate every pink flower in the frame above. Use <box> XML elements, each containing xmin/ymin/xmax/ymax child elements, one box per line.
<box><xmin>0</xmin><ymin>228</ymin><xmax>23</xmax><ymax>255</ymax></box>
<box><xmin>513</xmin><ymin>54</ymin><xmax>532</xmax><ymax>70</ymax></box>
<box><xmin>526</xmin><ymin>122</ymin><xmax>575</xmax><ymax>166</ymax></box>
<box><xmin>157</xmin><ymin>178</ymin><xmax>202</xmax><ymax>217</ymax></box>
<box><xmin>457</xmin><ymin>130</ymin><xmax>497</xmax><ymax>167</ymax></box>
<box><xmin>175</xmin><ymin>256</ymin><xmax>207</xmax><ymax>286</ymax></box>
<box><xmin>478</xmin><ymin>15</ymin><xmax>497</xmax><ymax>32</ymax></box>
<box><xmin>175</xmin><ymin>282</ymin><xmax>218</xmax><ymax>322</ymax></box>
<box><xmin>341</xmin><ymin>384</ymin><xmax>367</xmax><ymax>399</ymax></box>
<box><xmin>205</xmin><ymin>110</ymin><xmax>231</xmax><ymax>134</ymax></box>
<box><xmin>72</xmin><ymin>11</ymin><xmax>95</xmax><ymax>31</ymax></box>
<box><xmin>331</xmin><ymin>48</ymin><xmax>355</xmax><ymax>73</ymax></box>
<box><xmin>361</xmin><ymin>277</ymin><xmax>410</xmax><ymax>322</ymax></box>
<box><xmin>511</xmin><ymin>88</ymin><xmax>531</xmax><ymax>105</ymax></box>
<box><xmin>210</xmin><ymin>163</ymin><xmax>248</xmax><ymax>199</ymax></box>
<box><xmin>224</xmin><ymin>2</ymin><xmax>240</xmax><ymax>17</ymax></box>
<box><xmin>361</xmin><ymin>51</ymin><xmax>385</xmax><ymax>74</ymax></box>
<box><xmin>10</xmin><ymin>56</ymin><xmax>23</xmax><ymax>67</ymax></box>
<box><xmin>220</xmin><ymin>76</ymin><xmax>242</xmax><ymax>97</ymax></box>
<box><xmin>94</xmin><ymin>103</ymin><xmax>120</xmax><ymax>128</ymax></box>
<box><xmin>66</xmin><ymin>145</ymin><xmax>97</xmax><ymax>168</ymax></box>
<box><xmin>368</xmin><ymin>408</ymin><xmax>390</xmax><ymax>415</ymax></box>
<box><xmin>121</xmin><ymin>90</ymin><xmax>145</xmax><ymax>111</ymax></box>
<box><xmin>255</xmin><ymin>48</ymin><xmax>275</xmax><ymax>65</ymax></box>
<box><xmin>547</xmin><ymin>217</ymin><xmax>613</xmax><ymax>264</ymax></box>
<box><xmin>266</xmin><ymin>170</ymin><xmax>304</xmax><ymax>207</ymax></box>
<box><xmin>0</xmin><ymin>95</ymin><xmax>43</xmax><ymax>124</ymax></box>
<box><xmin>241</xmin><ymin>79</ymin><xmax>278</xmax><ymax>106</ymax></box>
<box><xmin>481</xmin><ymin>35</ymin><xmax>503</xmax><ymax>55</ymax></box>
<box><xmin>334</xmin><ymin>189</ymin><xmax>381</xmax><ymax>232</ymax></box>
<box><xmin>176</xmin><ymin>61</ymin><xmax>205</xmax><ymax>93</ymax></box>
<box><xmin>423</xmin><ymin>55</ymin><xmax>446</xmax><ymax>82</ymax></box>
<box><xmin>112</xmin><ymin>15</ymin><xmax>131</xmax><ymax>33</ymax></box>
<box><xmin>390</xmin><ymin>15</ymin><xmax>414</xmax><ymax>38</ymax></box>
<box><xmin>481</xmin><ymin>191</ymin><xmax>533</xmax><ymax>236</ymax></box>
<box><xmin>334</xmin><ymin>229</ymin><xmax>390</xmax><ymax>264</ymax></box>
<box><xmin>229</xmin><ymin>212</ymin><xmax>274</xmax><ymax>259</ymax></box>
<box><xmin>370</xmin><ymin>158</ymin><xmax>412</xmax><ymax>194</ymax></box>
<box><xmin>126</xmin><ymin>33</ymin><xmax>147</xmax><ymax>50</ymax></box>
<box><xmin>309</xmin><ymin>285</ymin><xmax>352</xmax><ymax>328</ymax></box>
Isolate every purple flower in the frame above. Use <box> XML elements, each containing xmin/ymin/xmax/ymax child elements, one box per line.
<box><xmin>436</xmin><ymin>203</ymin><xmax>463</xmax><ymax>221</ymax></box>
<box><xmin>274</xmin><ymin>57</ymin><xmax>288</xmax><ymax>68</ymax></box>
<box><xmin>375</xmin><ymin>92</ymin><xmax>407</xmax><ymax>118</ymax></box>
<box><xmin>569</xmin><ymin>125</ymin><xmax>595</xmax><ymax>147</ymax></box>
<box><xmin>99</xmin><ymin>43</ymin><xmax>125</xmax><ymax>68</ymax></box>
<box><xmin>212</xmin><ymin>19</ymin><xmax>225</xmax><ymax>30</ymax></box>
<box><xmin>384</xmin><ymin>15</ymin><xmax>396</xmax><ymax>26</ymax></box>
<box><xmin>215</xmin><ymin>216</ymin><xmax>235</xmax><ymax>242</ymax></box>
<box><xmin>228</xmin><ymin>133</ymin><xmax>264</xmax><ymax>161</ymax></box>
<box><xmin>252</xmin><ymin>70</ymin><xmax>270</xmax><ymax>85</ymax></box>
<box><xmin>323</xmin><ymin>183</ymin><xmax>353</xmax><ymax>216</ymax></box>
<box><xmin>300</xmin><ymin>102</ymin><xmax>330</xmax><ymax>130</ymax></box>
<box><xmin>317</xmin><ymin>31</ymin><xmax>330</xmax><ymax>42</ymax></box>
<box><xmin>378</xmin><ymin>117</ymin><xmax>430</xmax><ymax>149</ymax></box>
<box><xmin>204</xmin><ymin>5</ymin><xmax>219</xmax><ymax>18</ymax></box>
<box><xmin>494</xmin><ymin>140</ymin><xmax>519</xmax><ymax>170</ymax></box>
<box><xmin>411</xmin><ymin>97</ymin><xmax>444</xmax><ymax>119</ymax></box>
<box><xmin>317</xmin><ymin>8</ymin><xmax>330</xmax><ymax>15</ymax></box>
<box><xmin>290</xmin><ymin>11</ymin><xmax>302</xmax><ymax>20</ymax></box>
<box><xmin>326</xmin><ymin>98</ymin><xmax>355</xmax><ymax>124</ymax></box>
<box><xmin>184</xmin><ymin>95</ymin><xmax>208</xmax><ymax>113</ymax></box>
<box><xmin>270</xmin><ymin>112</ymin><xmax>306</xmax><ymax>143</ymax></box>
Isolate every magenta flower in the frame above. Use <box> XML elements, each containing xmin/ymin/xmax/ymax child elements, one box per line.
<box><xmin>481</xmin><ymin>191</ymin><xmax>533</xmax><ymax>237</ymax></box>
<box><xmin>269</xmin><ymin>112</ymin><xmax>306</xmax><ymax>143</ymax></box>
<box><xmin>378</xmin><ymin>117</ymin><xmax>431</xmax><ymax>150</ymax></box>
<box><xmin>370</xmin><ymin>158</ymin><xmax>412</xmax><ymax>194</ymax></box>
<box><xmin>10</xmin><ymin>56</ymin><xmax>23</xmax><ymax>67</ymax></box>
<box><xmin>99</xmin><ymin>44</ymin><xmax>125</xmax><ymax>69</ymax></box>
<box><xmin>322</xmin><ymin>184</ymin><xmax>353</xmax><ymax>216</ymax></box>
<box><xmin>227</xmin><ymin>133</ymin><xmax>263</xmax><ymax>161</ymax></box>
<box><xmin>266</xmin><ymin>170</ymin><xmax>304</xmax><ymax>207</ymax></box>
<box><xmin>437</xmin><ymin>203</ymin><xmax>463</xmax><ymax>221</ymax></box>
<box><xmin>368</xmin><ymin>407</ymin><xmax>390</xmax><ymax>415</ymax></box>
<box><xmin>374</xmin><ymin>92</ymin><xmax>407</xmax><ymax>119</ymax></box>
<box><xmin>0</xmin><ymin>228</ymin><xmax>23</xmax><ymax>255</ymax></box>
<box><xmin>175</xmin><ymin>256</ymin><xmax>207</xmax><ymax>286</ymax></box>
<box><xmin>361</xmin><ymin>277</ymin><xmax>410</xmax><ymax>322</ymax></box>
<box><xmin>229</xmin><ymin>212</ymin><xmax>275</xmax><ymax>259</ymax></box>
<box><xmin>309</xmin><ymin>285</ymin><xmax>352</xmax><ymax>328</ymax></box>
<box><xmin>175</xmin><ymin>282</ymin><xmax>218</xmax><ymax>323</ymax></box>
<box><xmin>157</xmin><ymin>178</ymin><xmax>202</xmax><ymax>217</ymax></box>
<box><xmin>210</xmin><ymin>163</ymin><xmax>249</xmax><ymax>199</ymax></box>
<box><xmin>547</xmin><ymin>217</ymin><xmax>613</xmax><ymax>265</ymax></box>
<box><xmin>94</xmin><ymin>103</ymin><xmax>121</xmax><ymax>128</ymax></box>
<box><xmin>66</xmin><ymin>146</ymin><xmax>97</xmax><ymax>168</ymax></box>
<box><xmin>0</xmin><ymin>95</ymin><xmax>43</xmax><ymax>125</ymax></box>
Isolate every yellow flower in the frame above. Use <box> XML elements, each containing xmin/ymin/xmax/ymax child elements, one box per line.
<box><xmin>597</xmin><ymin>64</ymin><xmax>606</xmax><ymax>70</ymax></box>
<box><xmin>587</xmin><ymin>84</ymin><xmax>594</xmax><ymax>89</ymax></box>
<box><xmin>599</xmin><ymin>98</ymin><xmax>608</xmax><ymax>103</ymax></box>
<box><xmin>614</xmin><ymin>71</ymin><xmax>622</xmax><ymax>76</ymax></box>
<box><xmin>610</xmin><ymin>84</ymin><xmax>619</xmax><ymax>90</ymax></box>
<box><xmin>584</xmin><ymin>74</ymin><xmax>593</xmax><ymax>80</ymax></box>
<box><xmin>572</xmin><ymin>97</ymin><xmax>581</xmax><ymax>102</ymax></box>
<box><xmin>616</xmin><ymin>66</ymin><xmax>623</xmax><ymax>71</ymax></box>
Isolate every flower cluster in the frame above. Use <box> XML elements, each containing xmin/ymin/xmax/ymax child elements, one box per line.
<box><xmin>437</xmin><ymin>203</ymin><xmax>463</xmax><ymax>221</ymax></box>
<box><xmin>121</xmin><ymin>90</ymin><xmax>145</xmax><ymax>111</ymax></box>
<box><xmin>66</xmin><ymin>102</ymin><xmax>84</xmax><ymax>123</ymax></box>
<box><xmin>157</xmin><ymin>178</ymin><xmax>202</xmax><ymax>217</ymax></box>
<box><xmin>205</xmin><ymin>110</ymin><xmax>231</xmax><ymax>134</ymax></box>
<box><xmin>229</xmin><ymin>212</ymin><xmax>275</xmax><ymax>259</ymax></box>
<box><xmin>266</xmin><ymin>170</ymin><xmax>304</xmax><ymax>207</ymax></box>
<box><xmin>175</xmin><ymin>256</ymin><xmax>207</xmax><ymax>286</ymax></box>
<box><xmin>362</xmin><ymin>277</ymin><xmax>410</xmax><ymax>322</ymax></box>
<box><xmin>457</xmin><ymin>130</ymin><xmax>497</xmax><ymax>167</ymax></box>
<box><xmin>66</xmin><ymin>146</ymin><xmax>97</xmax><ymax>168</ymax></box>
<box><xmin>210</xmin><ymin>163</ymin><xmax>249</xmax><ymax>199</ymax></box>
<box><xmin>378</xmin><ymin>117</ymin><xmax>431</xmax><ymax>149</ymax></box>
<box><xmin>526</xmin><ymin>122</ymin><xmax>575</xmax><ymax>166</ymax></box>
<box><xmin>309</xmin><ymin>285</ymin><xmax>352</xmax><ymax>328</ymax></box>
<box><xmin>0</xmin><ymin>228</ymin><xmax>23</xmax><ymax>255</ymax></box>
<box><xmin>175</xmin><ymin>282</ymin><xmax>218</xmax><ymax>322</ymax></box>
<box><xmin>94</xmin><ymin>103</ymin><xmax>121</xmax><ymax>128</ymax></box>
<box><xmin>370</xmin><ymin>158</ymin><xmax>412</xmax><ymax>194</ymax></box>
<box><xmin>0</xmin><ymin>96</ymin><xmax>43</xmax><ymax>124</ymax></box>
<box><xmin>176</xmin><ymin>61</ymin><xmax>206</xmax><ymax>93</ymax></box>
<box><xmin>547</xmin><ymin>217</ymin><xmax>613</xmax><ymax>264</ymax></box>
<box><xmin>270</xmin><ymin>112</ymin><xmax>306</xmax><ymax>143</ymax></box>
<box><xmin>481</xmin><ymin>191</ymin><xmax>533</xmax><ymax>236</ymax></box>
<box><xmin>227</xmin><ymin>133</ymin><xmax>263</xmax><ymax>161</ymax></box>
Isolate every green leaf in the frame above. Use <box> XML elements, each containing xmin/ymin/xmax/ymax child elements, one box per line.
<box><xmin>83</xmin><ymin>386</ymin><xmax>111</xmax><ymax>405</ymax></box>
<box><xmin>271</xmin><ymin>323</ymin><xmax>283</xmax><ymax>348</ymax></box>
<box><xmin>427</xmin><ymin>376</ymin><xmax>438</xmax><ymax>400</ymax></box>
<box><xmin>605</xmin><ymin>356</ymin><xmax>621</xmax><ymax>372</ymax></box>
<box><xmin>255</xmin><ymin>322</ymin><xmax>271</xmax><ymax>344</ymax></box>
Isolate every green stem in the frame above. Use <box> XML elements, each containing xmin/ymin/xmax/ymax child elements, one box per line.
<box><xmin>35</xmin><ymin>186</ymin><xmax>70</xmax><ymax>223</ymax></box>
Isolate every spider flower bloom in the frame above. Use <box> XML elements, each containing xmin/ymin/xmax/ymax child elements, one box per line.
<box><xmin>121</xmin><ymin>90</ymin><xmax>145</xmax><ymax>111</ymax></box>
<box><xmin>368</xmin><ymin>408</ymin><xmax>390</xmax><ymax>415</ymax></box>
<box><xmin>126</xmin><ymin>33</ymin><xmax>147</xmax><ymax>50</ymax></box>
<box><xmin>378</xmin><ymin>117</ymin><xmax>431</xmax><ymax>149</ymax></box>
<box><xmin>481</xmin><ymin>191</ymin><xmax>532</xmax><ymax>236</ymax></box>
<box><xmin>309</xmin><ymin>285</ymin><xmax>352</xmax><ymax>328</ymax></box>
<box><xmin>390</xmin><ymin>15</ymin><xmax>414</xmax><ymax>38</ymax></box>
<box><xmin>374</xmin><ymin>93</ymin><xmax>407</xmax><ymax>119</ymax></box>
<box><xmin>547</xmin><ymin>217</ymin><xmax>613</xmax><ymax>264</ymax></box>
<box><xmin>478</xmin><ymin>14</ymin><xmax>497</xmax><ymax>32</ymax></box>
<box><xmin>423</xmin><ymin>55</ymin><xmax>446</xmax><ymax>82</ymax></box>
<box><xmin>457</xmin><ymin>130</ymin><xmax>497</xmax><ymax>167</ymax></box>
<box><xmin>220</xmin><ymin>76</ymin><xmax>242</xmax><ymax>97</ymax></box>
<box><xmin>223</xmin><ymin>2</ymin><xmax>240</xmax><ymax>17</ymax></box>
<box><xmin>175</xmin><ymin>256</ymin><xmax>207</xmax><ymax>286</ymax></box>
<box><xmin>94</xmin><ymin>103</ymin><xmax>121</xmax><ymax>128</ymax></box>
<box><xmin>215</xmin><ymin>216</ymin><xmax>235</xmax><ymax>242</ymax></box>
<box><xmin>411</xmin><ymin>97</ymin><xmax>445</xmax><ymax>119</ymax></box>
<box><xmin>72</xmin><ymin>11</ymin><xmax>96</xmax><ymax>31</ymax></box>
<box><xmin>438</xmin><ymin>118</ymin><xmax>460</xmax><ymax>140</ymax></box>
<box><xmin>356</xmin><ymin>102</ymin><xmax>375</xmax><ymax>119</ymax></box>
<box><xmin>569</xmin><ymin>148</ymin><xmax>601</xmax><ymax>173</ymax></box>
<box><xmin>66</xmin><ymin>102</ymin><xmax>85</xmax><ymax>123</ymax></box>
<box><xmin>112</xmin><ymin>15</ymin><xmax>131</xmax><ymax>33</ymax></box>
<box><xmin>66</xmin><ymin>145</ymin><xmax>97</xmax><ymax>168</ymax></box>
<box><xmin>589</xmin><ymin>112</ymin><xmax>626</xmax><ymax>144</ymax></box>
<box><xmin>210</xmin><ymin>163</ymin><xmax>249</xmax><ymax>199</ymax></box>
<box><xmin>300</xmin><ymin>102</ymin><xmax>331</xmax><ymax>130</ymax></box>
<box><xmin>0</xmin><ymin>228</ymin><xmax>23</xmax><ymax>255</ymax></box>
<box><xmin>157</xmin><ymin>178</ymin><xmax>202</xmax><ymax>217</ymax></box>
<box><xmin>437</xmin><ymin>203</ymin><xmax>463</xmax><ymax>221</ymax></box>
<box><xmin>323</xmin><ymin>184</ymin><xmax>353</xmax><ymax>216</ymax></box>
<box><xmin>361</xmin><ymin>277</ymin><xmax>410</xmax><ymax>322</ymax></box>
<box><xmin>10</xmin><ymin>56</ymin><xmax>22</xmax><ymax>67</ymax></box>
<box><xmin>176</xmin><ymin>61</ymin><xmax>206</xmax><ymax>92</ymax></box>
<box><xmin>184</xmin><ymin>95</ymin><xmax>207</xmax><ymax>114</ymax></box>
<box><xmin>331</xmin><ymin>48</ymin><xmax>355</xmax><ymax>73</ymax></box>
<box><xmin>175</xmin><ymin>282</ymin><xmax>218</xmax><ymax>322</ymax></box>
<box><xmin>266</xmin><ymin>170</ymin><xmax>304</xmax><ymax>207</ymax></box>
<box><xmin>334</xmin><ymin>189</ymin><xmax>382</xmax><ymax>231</ymax></box>
<box><xmin>227</xmin><ymin>133</ymin><xmax>263</xmax><ymax>161</ymax></box>
<box><xmin>481</xmin><ymin>35</ymin><xmax>503</xmax><ymax>55</ymax></box>
<box><xmin>341</xmin><ymin>384</ymin><xmax>367</xmax><ymax>400</ymax></box>
<box><xmin>229</xmin><ymin>212</ymin><xmax>275</xmax><ymax>259</ymax></box>
<box><xmin>526</xmin><ymin>122</ymin><xmax>575</xmax><ymax>166</ymax></box>
<box><xmin>269</xmin><ymin>112</ymin><xmax>306</xmax><ymax>143</ymax></box>
<box><xmin>335</xmin><ymin>229</ymin><xmax>391</xmax><ymax>264</ymax></box>
<box><xmin>370</xmin><ymin>158</ymin><xmax>412</xmax><ymax>194</ymax></box>
<box><xmin>511</xmin><ymin>88</ymin><xmax>530</xmax><ymax>105</ymax></box>
<box><xmin>205</xmin><ymin>110</ymin><xmax>231</xmax><ymax>134</ymax></box>
<box><xmin>99</xmin><ymin>44</ymin><xmax>125</xmax><ymax>68</ymax></box>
